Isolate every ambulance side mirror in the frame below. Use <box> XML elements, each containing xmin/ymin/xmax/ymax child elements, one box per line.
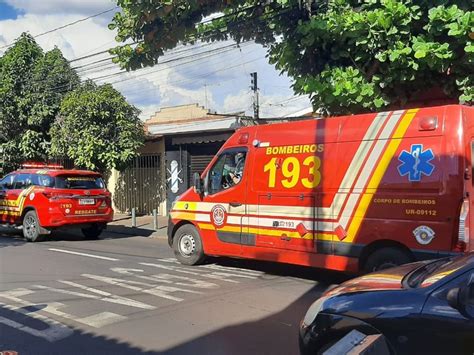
<box><xmin>193</xmin><ymin>173</ymin><xmax>203</xmax><ymax>195</ymax></box>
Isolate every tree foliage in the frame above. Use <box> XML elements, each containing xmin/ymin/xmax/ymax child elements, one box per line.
<box><xmin>50</xmin><ymin>81</ymin><xmax>145</xmax><ymax>173</ymax></box>
<box><xmin>0</xmin><ymin>33</ymin><xmax>79</xmax><ymax>170</ymax></box>
<box><xmin>110</xmin><ymin>0</ymin><xmax>473</xmax><ymax>115</ymax></box>
<box><xmin>0</xmin><ymin>34</ymin><xmax>144</xmax><ymax>174</ymax></box>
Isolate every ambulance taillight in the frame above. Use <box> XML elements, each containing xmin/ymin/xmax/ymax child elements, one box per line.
<box><xmin>457</xmin><ymin>198</ymin><xmax>469</xmax><ymax>251</ymax></box>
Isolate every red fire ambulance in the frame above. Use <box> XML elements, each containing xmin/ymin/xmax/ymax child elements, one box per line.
<box><xmin>0</xmin><ymin>165</ymin><xmax>113</xmax><ymax>241</ymax></box>
<box><xmin>168</xmin><ymin>105</ymin><xmax>474</xmax><ymax>272</ymax></box>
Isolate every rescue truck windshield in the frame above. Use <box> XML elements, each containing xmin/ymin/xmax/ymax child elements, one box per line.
<box><xmin>209</xmin><ymin>150</ymin><xmax>247</xmax><ymax>193</ymax></box>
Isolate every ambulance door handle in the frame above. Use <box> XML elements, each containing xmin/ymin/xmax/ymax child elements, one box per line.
<box><xmin>230</xmin><ymin>202</ymin><xmax>242</xmax><ymax>207</ymax></box>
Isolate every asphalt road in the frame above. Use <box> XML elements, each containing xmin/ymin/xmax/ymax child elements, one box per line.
<box><xmin>0</xmin><ymin>227</ymin><xmax>347</xmax><ymax>355</ymax></box>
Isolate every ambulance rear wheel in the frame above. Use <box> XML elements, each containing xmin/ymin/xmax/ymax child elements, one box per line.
<box><xmin>363</xmin><ymin>247</ymin><xmax>412</xmax><ymax>273</ymax></box>
<box><xmin>23</xmin><ymin>210</ymin><xmax>43</xmax><ymax>242</ymax></box>
<box><xmin>173</xmin><ymin>224</ymin><xmax>205</xmax><ymax>265</ymax></box>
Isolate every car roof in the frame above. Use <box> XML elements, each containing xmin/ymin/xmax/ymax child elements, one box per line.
<box><xmin>13</xmin><ymin>169</ymin><xmax>101</xmax><ymax>177</ymax></box>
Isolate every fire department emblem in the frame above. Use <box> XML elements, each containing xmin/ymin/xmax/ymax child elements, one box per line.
<box><xmin>211</xmin><ymin>205</ymin><xmax>227</xmax><ymax>227</ymax></box>
<box><xmin>397</xmin><ymin>144</ymin><xmax>435</xmax><ymax>182</ymax></box>
<box><xmin>413</xmin><ymin>225</ymin><xmax>435</xmax><ymax>245</ymax></box>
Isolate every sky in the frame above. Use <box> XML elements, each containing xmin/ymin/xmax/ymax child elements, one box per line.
<box><xmin>0</xmin><ymin>0</ymin><xmax>311</xmax><ymax>121</ymax></box>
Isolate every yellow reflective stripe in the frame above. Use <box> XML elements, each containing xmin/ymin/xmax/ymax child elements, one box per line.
<box><xmin>345</xmin><ymin>109</ymin><xmax>419</xmax><ymax>243</ymax></box>
<box><xmin>174</xmin><ymin>201</ymin><xmax>198</xmax><ymax>211</ymax></box>
<box><xmin>0</xmin><ymin>211</ymin><xmax>20</xmax><ymax>216</ymax></box>
<box><xmin>0</xmin><ymin>187</ymin><xmax>35</xmax><ymax>217</ymax></box>
<box><xmin>315</xmin><ymin>233</ymin><xmax>334</xmax><ymax>241</ymax></box>
<box><xmin>170</xmin><ymin>211</ymin><xmax>196</xmax><ymax>220</ymax></box>
<box><xmin>18</xmin><ymin>186</ymin><xmax>34</xmax><ymax>214</ymax></box>
<box><xmin>197</xmin><ymin>222</ymin><xmax>315</xmax><ymax>240</ymax></box>
<box><xmin>198</xmin><ymin>223</ymin><xmax>215</xmax><ymax>231</ymax></box>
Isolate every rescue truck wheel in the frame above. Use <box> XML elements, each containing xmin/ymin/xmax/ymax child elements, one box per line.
<box><xmin>23</xmin><ymin>210</ymin><xmax>43</xmax><ymax>242</ymax></box>
<box><xmin>363</xmin><ymin>247</ymin><xmax>412</xmax><ymax>272</ymax></box>
<box><xmin>82</xmin><ymin>225</ymin><xmax>103</xmax><ymax>240</ymax></box>
<box><xmin>173</xmin><ymin>224</ymin><xmax>205</xmax><ymax>265</ymax></box>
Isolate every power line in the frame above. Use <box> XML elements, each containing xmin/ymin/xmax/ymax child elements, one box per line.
<box><xmin>111</xmin><ymin>56</ymin><xmax>265</xmax><ymax>98</ymax></box>
<box><xmin>0</xmin><ymin>6</ymin><xmax>119</xmax><ymax>50</ymax></box>
<box><xmin>72</xmin><ymin>39</ymin><xmax>243</xmax><ymax>77</ymax></box>
<box><xmin>90</xmin><ymin>41</ymin><xmax>253</xmax><ymax>83</ymax></box>
<box><xmin>38</xmin><ymin>41</ymin><xmax>258</xmax><ymax>94</ymax></box>
<box><xmin>263</xmin><ymin>95</ymin><xmax>309</xmax><ymax>107</ymax></box>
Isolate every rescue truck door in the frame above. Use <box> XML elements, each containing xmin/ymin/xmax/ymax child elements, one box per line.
<box><xmin>256</xmin><ymin>193</ymin><xmax>315</xmax><ymax>252</ymax></box>
<box><xmin>7</xmin><ymin>174</ymin><xmax>32</xmax><ymax>224</ymax></box>
<box><xmin>204</xmin><ymin>148</ymin><xmax>248</xmax><ymax>253</ymax></box>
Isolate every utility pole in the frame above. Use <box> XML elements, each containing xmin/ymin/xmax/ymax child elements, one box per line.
<box><xmin>204</xmin><ymin>83</ymin><xmax>208</xmax><ymax>109</ymax></box>
<box><xmin>250</xmin><ymin>72</ymin><xmax>259</xmax><ymax>119</ymax></box>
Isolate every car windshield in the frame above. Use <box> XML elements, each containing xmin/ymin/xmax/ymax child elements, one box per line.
<box><xmin>54</xmin><ymin>175</ymin><xmax>105</xmax><ymax>189</ymax></box>
<box><xmin>403</xmin><ymin>256</ymin><xmax>465</xmax><ymax>288</ymax></box>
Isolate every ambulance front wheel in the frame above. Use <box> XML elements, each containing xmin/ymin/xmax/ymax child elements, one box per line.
<box><xmin>22</xmin><ymin>210</ymin><xmax>44</xmax><ymax>242</ymax></box>
<box><xmin>173</xmin><ymin>224</ymin><xmax>206</xmax><ymax>265</ymax></box>
<box><xmin>363</xmin><ymin>247</ymin><xmax>412</xmax><ymax>272</ymax></box>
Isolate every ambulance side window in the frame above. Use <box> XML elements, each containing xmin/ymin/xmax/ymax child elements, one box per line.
<box><xmin>209</xmin><ymin>150</ymin><xmax>247</xmax><ymax>194</ymax></box>
<box><xmin>13</xmin><ymin>174</ymin><xmax>32</xmax><ymax>189</ymax></box>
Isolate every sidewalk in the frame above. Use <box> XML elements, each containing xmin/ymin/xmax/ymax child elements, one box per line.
<box><xmin>107</xmin><ymin>213</ymin><xmax>168</xmax><ymax>239</ymax></box>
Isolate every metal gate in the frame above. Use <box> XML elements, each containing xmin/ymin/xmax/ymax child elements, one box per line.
<box><xmin>113</xmin><ymin>154</ymin><xmax>163</xmax><ymax>215</ymax></box>
<box><xmin>189</xmin><ymin>154</ymin><xmax>214</xmax><ymax>185</ymax></box>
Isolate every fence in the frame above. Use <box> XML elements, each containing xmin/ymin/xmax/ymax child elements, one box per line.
<box><xmin>113</xmin><ymin>154</ymin><xmax>163</xmax><ymax>215</ymax></box>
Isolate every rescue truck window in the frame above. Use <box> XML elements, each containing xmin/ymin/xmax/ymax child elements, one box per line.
<box><xmin>13</xmin><ymin>174</ymin><xmax>32</xmax><ymax>189</ymax></box>
<box><xmin>0</xmin><ymin>175</ymin><xmax>14</xmax><ymax>189</ymax></box>
<box><xmin>209</xmin><ymin>151</ymin><xmax>246</xmax><ymax>194</ymax></box>
<box><xmin>32</xmin><ymin>174</ymin><xmax>55</xmax><ymax>187</ymax></box>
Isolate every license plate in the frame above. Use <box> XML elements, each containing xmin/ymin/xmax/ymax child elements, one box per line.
<box><xmin>79</xmin><ymin>198</ymin><xmax>95</xmax><ymax>205</ymax></box>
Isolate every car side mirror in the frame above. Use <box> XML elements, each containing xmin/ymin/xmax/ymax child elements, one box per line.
<box><xmin>447</xmin><ymin>284</ymin><xmax>474</xmax><ymax>319</ymax></box>
<box><xmin>193</xmin><ymin>172</ymin><xmax>202</xmax><ymax>195</ymax></box>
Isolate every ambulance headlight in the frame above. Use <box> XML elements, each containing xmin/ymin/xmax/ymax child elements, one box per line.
<box><xmin>302</xmin><ymin>297</ymin><xmax>327</xmax><ymax>327</ymax></box>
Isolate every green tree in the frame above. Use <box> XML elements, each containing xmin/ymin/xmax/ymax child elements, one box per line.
<box><xmin>50</xmin><ymin>81</ymin><xmax>145</xmax><ymax>173</ymax></box>
<box><xmin>109</xmin><ymin>0</ymin><xmax>473</xmax><ymax>115</ymax></box>
<box><xmin>0</xmin><ymin>33</ymin><xmax>79</xmax><ymax>170</ymax></box>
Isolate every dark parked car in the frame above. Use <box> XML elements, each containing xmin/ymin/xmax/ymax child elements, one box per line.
<box><xmin>300</xmin><ymin>253</ymin><xmax>474</xmax><ymax>355</ymax></box>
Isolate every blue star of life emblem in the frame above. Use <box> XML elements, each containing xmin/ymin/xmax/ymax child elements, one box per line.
<box><xmin>397</xmin><ymin>144</ymin><xmax>435</xmax><ymax>182</ymax></box>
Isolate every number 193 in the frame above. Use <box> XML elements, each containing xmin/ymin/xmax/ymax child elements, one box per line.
<box><xmin>263</xmin><ymin>156</ymin><xmax>321</xmax><ymax>189</ymax></box>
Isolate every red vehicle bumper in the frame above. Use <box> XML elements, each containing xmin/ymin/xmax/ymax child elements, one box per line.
<box><xmin>39</xmin><ymin>206</ymin><xmax>114</xmax><ymax>228</ymax></box>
